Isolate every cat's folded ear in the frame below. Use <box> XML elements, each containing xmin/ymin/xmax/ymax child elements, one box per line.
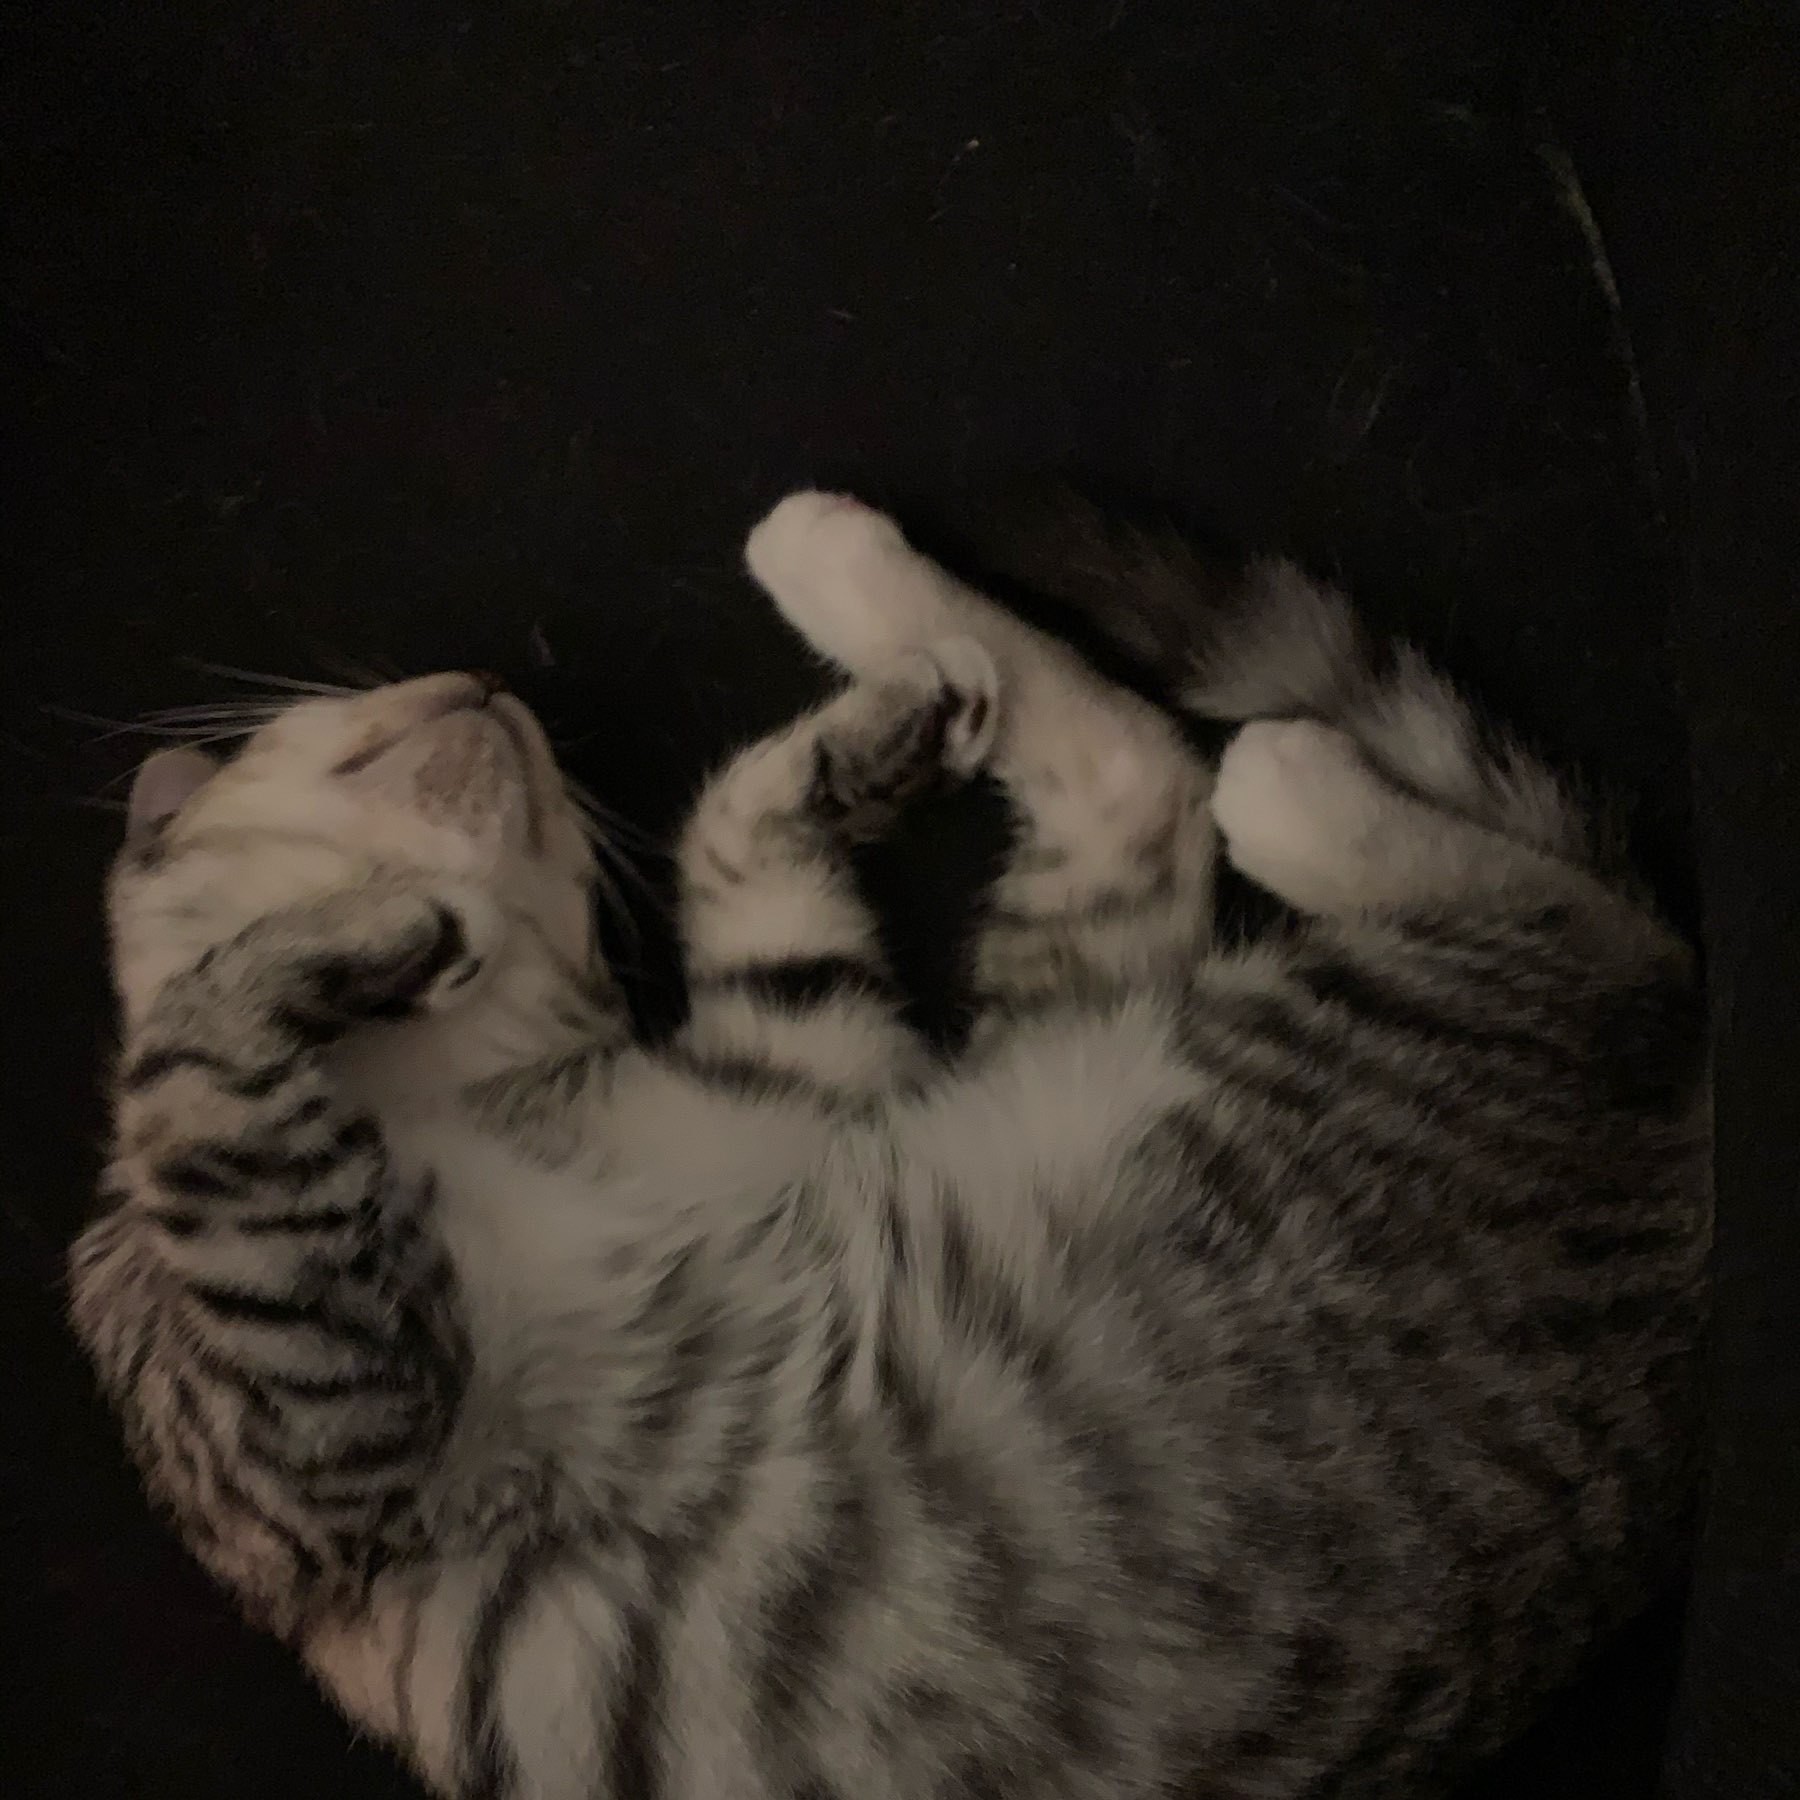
<box><xmin>125</xmin><ymin>746</ymin><xmax>220</xmax><ymax>846</ymax></box>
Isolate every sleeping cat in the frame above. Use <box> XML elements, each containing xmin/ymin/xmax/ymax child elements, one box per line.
<box><xmin>68</xmin><ymin>491</ymin><xmax>1708</xmax><ymax>1799</ymax></box>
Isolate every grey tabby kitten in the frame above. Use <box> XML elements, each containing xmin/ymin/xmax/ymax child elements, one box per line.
<box><xmin>69</xmin><ymin>491</ymin><xmax>1708</xmax><ymax>1800</ymax></box>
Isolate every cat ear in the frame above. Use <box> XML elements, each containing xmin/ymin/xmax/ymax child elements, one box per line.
<box><xmin>125</xmin><ymin>746</ymin><xmax>220</xmax><ymax>842</ymax></box>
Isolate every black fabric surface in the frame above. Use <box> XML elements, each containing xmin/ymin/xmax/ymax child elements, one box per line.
<box><xmin>2</xmin><ymin>3</ymin><xmax>1792</xmax><ymax>1795</ymax></box>
<box><xmin>1544</xmin><ymin>8</ymin><xmax>1800</xmax><ymax>1794</ymax></box>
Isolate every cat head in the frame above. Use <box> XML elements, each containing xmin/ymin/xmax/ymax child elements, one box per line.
<box><xmin>110</xmin><ymin>673</ymin><xmax>606</xmax><ymax>1084</ymax></box>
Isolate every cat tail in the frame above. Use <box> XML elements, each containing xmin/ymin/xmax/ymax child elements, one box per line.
<box><xmin>964</xmin><ymin>490</ymin><xmax>1597</xmax><ymax>870</ymax></box>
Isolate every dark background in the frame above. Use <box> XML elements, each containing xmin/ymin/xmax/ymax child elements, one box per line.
<box><xmin>3</xmin><ymin>2</ymin><xmax>1795</xmax><ymax>1794</ymax></box>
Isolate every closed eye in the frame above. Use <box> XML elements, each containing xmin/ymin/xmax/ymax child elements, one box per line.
<box><xmin>329</xmin><ymin>732</ymin><xmax>402</xmax><ymax>777</ymax></box>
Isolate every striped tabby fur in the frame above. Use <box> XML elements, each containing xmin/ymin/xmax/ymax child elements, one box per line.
<box><xmin>69</xmin><ymin>492</ymin><xmax>1708</xmax><ymax>1799</ymax></box>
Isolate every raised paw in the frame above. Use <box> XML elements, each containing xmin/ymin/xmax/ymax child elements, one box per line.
<box><xmin>744</xmin><ymin>490</ymin><xmax>961</xmax><ymax>673</ymax></box>
<box><xmin>298</xmin><ymin>894</ymin><xmax>494</xmax><ymax>1023</ymax></box>
<box><xmin>1211</xmin><ymin>719</ymin><xmax>1400</xmax><ymax>913</ymax></box>
<box><xmin>206</xmin><ymin>877</ymin><xmax>503</xmax><ymax>1035</ymax></box>
<box><xmin>810</xmin><ymin>639</ymin><xmax>1000</xmax><ymax>838</ymax></box>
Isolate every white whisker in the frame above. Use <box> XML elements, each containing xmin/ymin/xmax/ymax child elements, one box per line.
<box><xmin>180</xmin><ymin>661</ymin><xmax>364</xmax><ymax>697</ymax></box>
<box><xmin>558</xmin><ymin>778</ymin><xmax>662</xmax><ymax>957</ymax></box>
<box><xmin>138</xmin><ymin>702</ymin><xmax>286</xmax><ymax>729</ymax></box>
<box><xmin>585</xmin><ymin>834</ymin><xmax>648</xmax><ymax>956</ymax></box>
<box><xmin>562</xmin><ymin>775</ymin><xmax>659</xmax><ymax>852</ymax></box>
<box><xmin>313</xmin><ymin>651</ymin><xmax>404</xmax><ymax>691</ymax></box>
<box><xmin>45</xmin><ymin>706</ymin><xmax>267</xmax><ymax>747</ymax></box>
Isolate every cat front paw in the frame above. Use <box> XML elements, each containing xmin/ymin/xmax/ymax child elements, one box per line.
<box><xmin>744</xmin><ymin>490</ymin><xmax>953</xmax><ymax>672</ymax></box>
<box><xmin>291</xmin><ymin>886</ymin><xmax>498</xmax><ymax>1023</ymax></box>
<box><xmin>810</xmin><ymin>638</ymin><xmax>1001</xmax><ymax>838</ymax></box>
<box><xmin>176</xmin><ymin>874</ymin><xmax>504</xmax><ymax>1036</ymax></box>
